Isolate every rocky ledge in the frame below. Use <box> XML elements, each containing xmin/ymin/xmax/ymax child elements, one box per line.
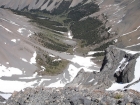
<box><xmin>1</xmin><ymin>87</ymin><xmax>140</xmax><ymax>105</ymax></box>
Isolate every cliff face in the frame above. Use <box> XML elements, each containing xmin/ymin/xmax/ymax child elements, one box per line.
<box><xmin>67</xmin><ymin>46</ymin><xmax>140</xmax><ymax>91</ymax></box>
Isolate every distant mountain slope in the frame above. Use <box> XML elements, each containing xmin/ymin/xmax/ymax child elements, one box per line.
<box><xmin>0</xmin><ymin>0</ymin><xmax>84</xmax><ymax>11</ymax></box>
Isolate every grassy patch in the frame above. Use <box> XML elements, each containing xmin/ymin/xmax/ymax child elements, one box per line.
<box><xmin>94</xmin><ymin>41</ymin><xmax>114</xmax><ymax>51</ymax></box>
<box><xmin>36</xmin><ymin>53</ymin><xmax>69</xmax><ymax>75</ymax></box>
<box><xmin>34</xmin><ymin>32</ymin><xmax>71</xmax><ymax>52</ymax></box>
<box><xmin>114</xmin><ymin>93</ymin><xmax>123</xmax><ymax>99</ymax></box>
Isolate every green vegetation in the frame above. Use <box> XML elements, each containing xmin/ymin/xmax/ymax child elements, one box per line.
<box><xmin>114</xmin><ymin>93</ymin><xmax>123</xmax><ymax>99</ymax></box>
<box><xmin>70</xmin><ymin>17</ymin><xmax>110</xmax><ymax>45</ymax></box>
<box><xmin>94</xmin><ymin>41</ymin><xmax>114</xmax><ymax>51</ymax></box>
<box><xmin>36</xmin><ymin>53</ymin><xmax>69</xmax><ymax>75</ymax></box>
<box><xmin>68</xmin><ymin>3</ymin><xmax>99</xmax><ymax>21</ymax></box>
<box><xmin>52</xmin><ymin>0</ymin><xmax>72</xmax><ymax>15</ymax></box>
<box><xmin>35</xmin><ymin>32</ymin><xmax>71</xmax><ymax>52</ymax></box>
<box><xmin>12</xmin><ymin>10</ymin><xmax>68</xmax><ymax>32</ymax></box>
<box><xmin>92</xmin><ymin>52</ymin><xmax>105</xmax><ymax>57</ymax></box>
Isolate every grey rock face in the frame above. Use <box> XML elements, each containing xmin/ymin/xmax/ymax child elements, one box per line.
<box><xmin>4</xmin><ymin>87</ymin><xmax>140</xmax><ymax>105</ymax></box>
<box><xmin>67</xmin><ymin>46</ymin><xmax>140</xmax><ymax>90</ymax></box>
<box><xmin>0</xmin><ymin>95</ymin><xmax>5</xmax><ymax>103</ymax></box>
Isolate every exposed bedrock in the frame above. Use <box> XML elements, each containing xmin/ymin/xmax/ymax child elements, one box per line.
<box><xmin>67</xmin><ymin>45</ymin><xmax>140</xmax><ymax>90</ymax></box>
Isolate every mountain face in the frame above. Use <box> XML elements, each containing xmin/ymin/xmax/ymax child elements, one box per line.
<box><xmin>67</xmin><ymin>46</ymin><xmax>140</xmax><ymax>91</ymax></box>
<box><xmin>0</xmin><ymin>0</ymin><xmax>83</xmax><ymax>11</ymax></box>
<box><xmin>0</xmin><ymin>0</ymin><xmax>140</xmax><ymax>104</ymax></box>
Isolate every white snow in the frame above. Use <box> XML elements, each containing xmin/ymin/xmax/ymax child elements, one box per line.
<box><xmin>115</xmin><ymin>58</ymin><xmax>126</xmax><ymax>72</ymax></box>
<box><xmin>0</xmin><ymin>65</ymin><xmax>22</xmax><ymax>77</ymax></box>
<box><xmin>117</xmin><ymin>20</ymin><xmax>122</xmax><ymax>24</ymax></box>
<box><xmin>53</xmin><ymin>58</ymin><xmax>61</xmax><ymax>62</ymax></box>
<box><xmin>30</xmin><ymin>51</ymin><xmax>37</xmax><ymax>64</ymax></box>
<box><xmin>114</xmin><ymin>39</ymin><xmax>118</xmax><ymax>43</ymax></box>
<box><xmin>138</xmin><ymin>37</ymin><xmax>140</xmax><ymax>40</ymax></box>
<box><xmin>126</xmin><ymin>43</ymin><xmax>140</xmax><ymax>48</ymax></box>
<box><xmin>0</xmin><ymin>79</ymin><xmax>37</xmax><ymax>93</ymax></box>
<box><xmin>68</xmin><ymin>31</ymin><xmax>73</xmax><ymax>39</ymax></box>
<box><xmin>49</xmin><ymin>54</ymin><xmax>55</xmax><ymax>58</ymax></box>
<box><xmin>89</xmin><ymin>78</ymin><xmax>94</xmax><ymax>83</ymax></box>
<box><xmin>38</xmin><ymin>79</ymin><xmax>51</xmax><ymax>85</ymax></box>
<box><xmin>128</xmin><ymin>82</ymin><xmax>140</xmax><ymax>92</ymax></box>
<box><xmin>11</xmin><ymin>39</ymin><xmax>16</xmax><ymax>43</ymax></box>
<box><xmin>10</xmin><ymin>20</ymin><xmax>19</xmax><ymax>26</ymax></box>
<box><xmin>17</xmin><ymin>28</ymin><xmax>26</xmax><ymax>35</ymax></box>
<box><xmin>87</xmin><ymin>51</ymin><xmax>104</xmax><ymax>55</ymax></box>
<box><xmin>0</xmin><ymin>93</ymin><xmax>12</xmax><ymax>100</ymax></box>
<box><xmin>0</xmin><ymin>25</ymin><xmax>12</xmax><ymax>33</ymax></box>
<box><xmin>40</xmin><ymin>66</ymin><xmax>45</xmax><ymax>71</ymax></box>
<box><xmin>94</xmin><ymin>82</ymin><xmax>98</xmax><ymax>85</ymax></box>
<box><xmin>28</xmin><ymin>30</ymin><xmax>33</xmax><ymax>37</ymax></box>
<box><xmin>6</xmin><ymin>62</ymin><xmax>9</xmax><ymax>65</ymax></box>
<box><xmin>21</xmin><ymin>58</ymin><xmax>28</xmax><ymax>62</ymax></box>
<box><xmin>108</xmin><ymin>28</ymin><xmax>112</xmax><ymax>33</ymax></box>
<box><xmin>117</xmin><ymin>48</ymin><xmax>140</xmax><ymax>54</ymax></box>
<box><xmin>130</xmin><ymin>0</ymin><xmax>135</xmax><ymax>4</ymax></box>
<box><xmin>107</xmin><ymin>56</ymin><xmax>140</xmax><ymax>92</ymax></box>
<box><xmin>122</xmin><ymin>26</ymin><xmax>140</xmax><ymax>36</ymax></box>
<box><xmin>70</xmin><ymin>55</ymin><xmax>95</xmax><ymax>68</ymax></box>
<box><xmin>17</xmin><ymin>39</ymin><xmax>20</xmax><ymax>41</ymax></box>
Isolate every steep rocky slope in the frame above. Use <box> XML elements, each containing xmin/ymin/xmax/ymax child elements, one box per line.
<box><xmin>0</xmin><ymin>0</ymin><xmax>83</xmax><ymax>11</ymax></box>
<box><xmin>3</xmin><ymin>87</ymin><xmax>140</xmax><ymax>105</ymax></box>
<box><xmin>67</xmin><ymin>45</ymin><xmax>140</xmax><ymax>92</ymax></box>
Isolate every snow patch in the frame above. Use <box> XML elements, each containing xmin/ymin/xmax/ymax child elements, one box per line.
<box><xmin>6</xmin><ymin>62</ymin><xmax>9</xmax><ymax>65</ymax></box>
<box><xmin>28</xmin><ymin>30</ymin><xmax>33</xmax><ymax>37</ymax></box>
<box><xmin>0</xmin><ymin>25</ymin><xmax>12</xmax><ymax>33</ymax></box>
<box><xmin>126</xmin><ymin>43</ymin><xmax>140</xmax><ymax>48</ymax></box>
<box><xmin>11</xmin><ymin>39</ymin><xmax>16</xmax><ymax>43</ymax></box>
<box><xmin>114</xmin><ymin>39</ymin><xmax>118</xmax><ymax>43</ymax></box>
<box><xmin>122</xmin><ymin>26</ymin><xmax>140</xmax><ymax>36</ymax></box>
<box><xmin>17</xmin><ymin>28</ymin><xmax>26</xmax><ymax>35</ymax></box>
<box><xmin>117</xmin><ymin>20</ymin><xmax>122</xmax><ymax>24</ymax></box>
<box><xmin>10</xmin><ymin>21</ymin><xmax>19</xmax><ymax>26</ymax></box>
<box><xmin>53</xmin><ymin>58</ymin><xmax>61</xmax><ymax>62</ymax></box>
<box><xmin>89</xmin><ymin>78</ymin><xmax>94</xmax><ymax>83</ymax></box>
<box><xmin>21</xmin><ymin>58</ymin><xmax>28</xmax><ymax>62</ymax></box>
<box><xmin>49</xmin><ymin>54</ymin><xmax>55</xmax><ymax>58</ymax></box>
<box><xmin>115</xmin><ymin>58</ymin><xmax>127</xmax><ymax>73</ymax></box>
<box><xmin>30</xmin><ymin>51</ymin><xmax>37</xmax><ymax>64</ymax></box>
<box><xmin>88</xmin><ymin>51</ymin><xmax>104</xmax><ymax>55</ymax></box>
<box><xmin>108</xmin><ymin>28</ymin><xmax>112</xmax><ymax>33</ymax></box>
<box><xmin>0</xmin><ymin>93</ymin><xmax>12</xmax><ymax>100</ymax></box>
<box><xmin>68</xmin><ymin>31</ymin><xmax>73</xmax><ymax>39</ymax></box>
<box><xmin>0</xmin><ymin>65</ymin><xmax>22</xmax><ymax>77</ymax></box>
<box><xmin>0</xmin><ymin>79</ymin><xmax>37</xmax><ymax>93</ymax></box>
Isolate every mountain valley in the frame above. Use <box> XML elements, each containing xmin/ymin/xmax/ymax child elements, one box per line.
<box><xmin>0</xmin><ymin>0</ymin><xmax>140</xmax><ymax>104</ymax></box>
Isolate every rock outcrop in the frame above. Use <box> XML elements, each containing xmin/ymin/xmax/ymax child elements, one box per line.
<box><xmin>4</xmin><ymin>87</ymin><xmax>140</xmax><ymax>105</ymax></box>
<box><xmin>0</xmin><ymin>95</ymin><xmax>5</xmax><ymax>103</ymax></box>
<box><xmin>67</xmin><ymin>45</ymin><xmax>140</xmax><ymax>90</ymax></box>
